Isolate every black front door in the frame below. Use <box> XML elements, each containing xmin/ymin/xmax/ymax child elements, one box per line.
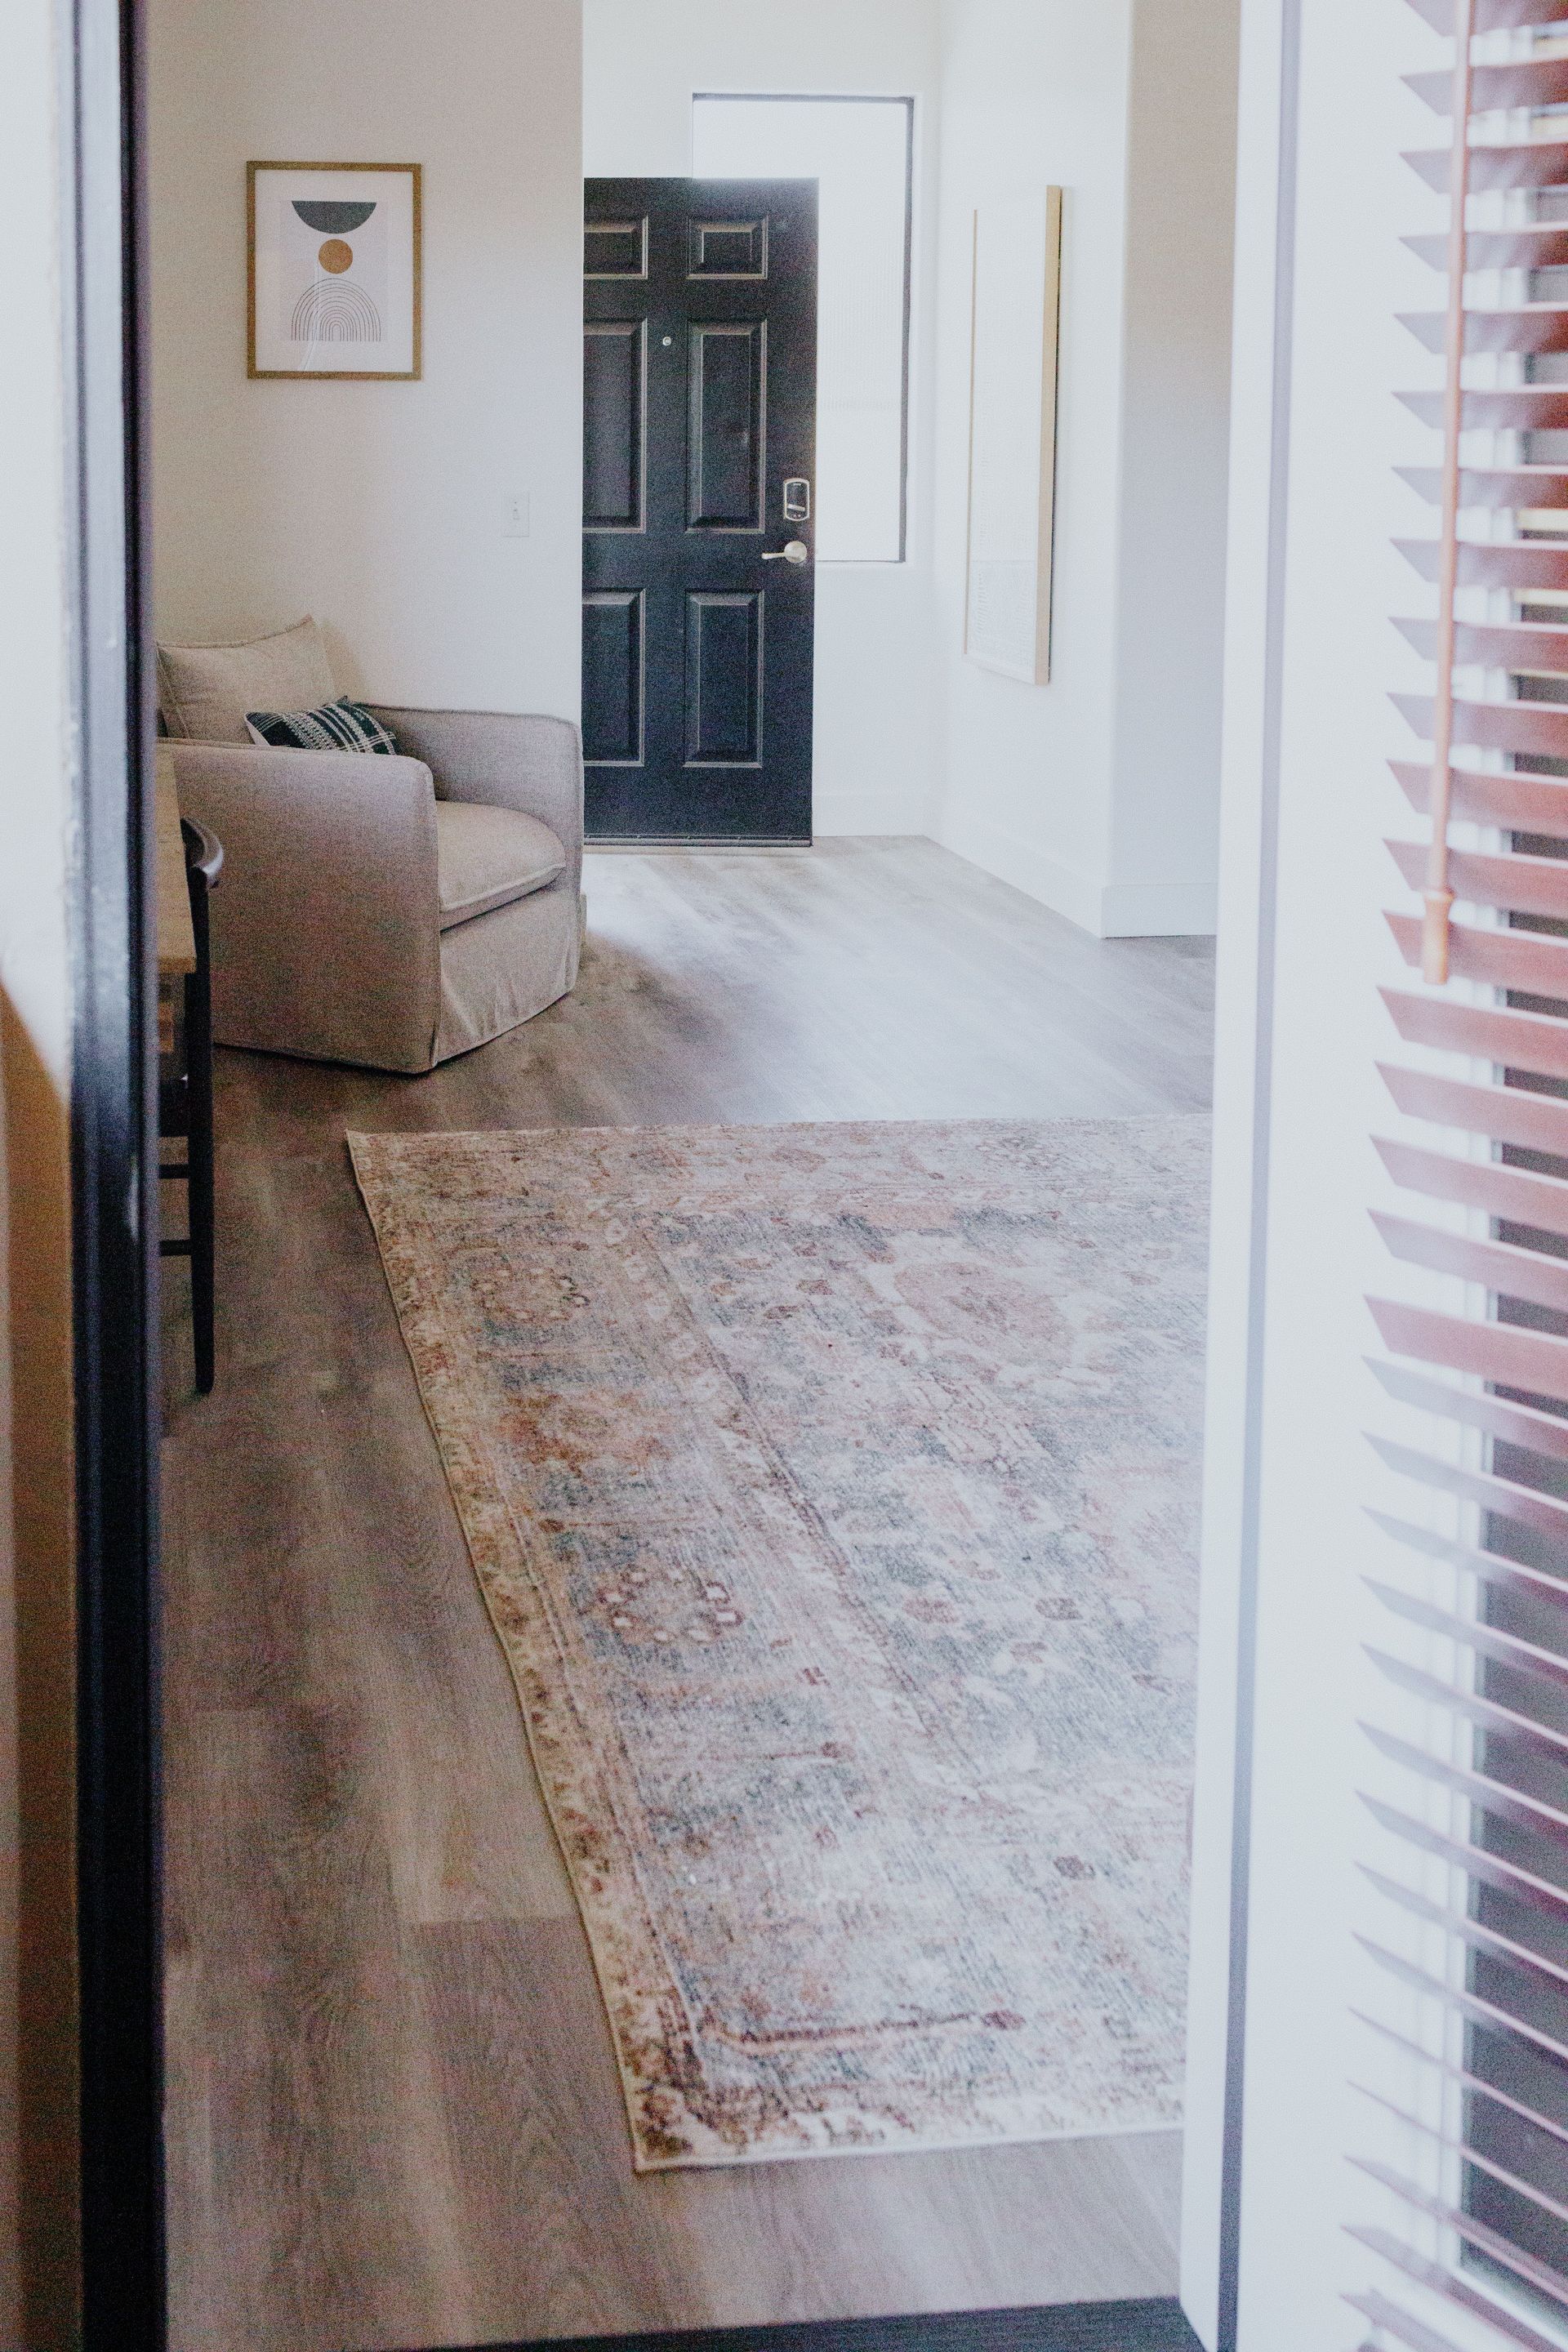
<box><xmin>582</xmin><ymin>177</ymin><xmax>817</xmax><ymax>844</ymax></box>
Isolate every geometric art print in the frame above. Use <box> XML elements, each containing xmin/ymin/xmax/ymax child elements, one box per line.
<box><xmin>248</xmin><ymin>163</ymin><xmax>421</xmax><ymax>379</ymax></box>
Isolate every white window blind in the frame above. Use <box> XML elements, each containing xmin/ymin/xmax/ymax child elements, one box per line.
<box><xmin>1360</xmin><ymin>2</ymin><xmax>1568</xmax><ymax>2345</ymax></box>
<box><xmin>692</xmin><ymin>95</ymin><xmax>913</xmax><ymax>564</ymax></box>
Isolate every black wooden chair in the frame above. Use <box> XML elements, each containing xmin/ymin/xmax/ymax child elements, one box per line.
<box><xmin>161</xmin><ymin>816</ymin><xmax>223</xmax><ymax>1393</ymax></box>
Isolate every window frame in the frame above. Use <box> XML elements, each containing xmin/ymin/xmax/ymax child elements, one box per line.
<box><xmin>691</xmin><ymin>90</ymin><xmax>915</xmax><ymax>566</ymax></box>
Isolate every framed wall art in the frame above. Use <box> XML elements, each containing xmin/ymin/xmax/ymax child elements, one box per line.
<box><xmin>964</xmin><ymin>189</ymin><xmax>1063</xmax><ymax>684</ymax></box>
<box><xmin>247</xmin><ymin>161</ymin><xmax>422</xmax><ymax>381</ymax></box>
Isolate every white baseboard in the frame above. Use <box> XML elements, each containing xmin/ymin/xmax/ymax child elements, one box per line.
<box><xmin>935</xmin><ymin>811</ymin><xmax>1217</xmax><ymax>938</ymax></box>
<box><xmin>1098</xmin><ymin>877</ymin><xmax>1218</xmax><ymax>938</ymax></box>
<box><xmin>934</xmin><ymin>809</ymin><xmax>1106</xmax><ymax>935</ymax></box>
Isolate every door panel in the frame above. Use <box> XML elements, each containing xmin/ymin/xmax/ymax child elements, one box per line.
<box><xmin>584</xmin><ymin>216</ymin><xmax>648</xmax><ymax>279</ymax></box>
<box><xmin>688</xmin><ymin>323</ymin><xmax>765</xmax><ymax>530</ymax></box>
<box><xmin>688</xmin><ymin>214</ymin><xmax>768</xmax><ymax>278</ymax></box>
<box><xmin>583</xmin><ymin>323</ymin><xmax>645</xmax><ymax>530</ymax></box>
<box><xmin>685</xmin><ymin>592</ymin><xmax>762</xmax><ymax>766</ymax></box>
<box><xmin>583</xmin><ymin>177</ymin><xmax>817</xmax><ymax>843</ymax></box>
<box><xmin>581</xmin><ymin>591</ymin><xmax>644</xmax><ymax>765</ymax></box>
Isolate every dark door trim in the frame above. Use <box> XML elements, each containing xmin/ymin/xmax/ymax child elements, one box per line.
<box><xmin>64</xmin><ymin>0</ymin><xmax>165</xmax><ymax>2341</ymax></box>
<box><xmin>64</xmin><ymin>8</ymin><xmax>1262</xmax><ymax>2352</ymax></box>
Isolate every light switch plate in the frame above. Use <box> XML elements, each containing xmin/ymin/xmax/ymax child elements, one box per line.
<box><xmin>502</xmin><ymin>492</ymin><xmax>531</xmax><ymax>539</ymax></box>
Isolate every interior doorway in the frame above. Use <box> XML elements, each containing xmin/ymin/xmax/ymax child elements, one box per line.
<box><xmin>123</xmin><ymin>1</ymin><xmax>1241</xmax><ymax>2347</ymax></box>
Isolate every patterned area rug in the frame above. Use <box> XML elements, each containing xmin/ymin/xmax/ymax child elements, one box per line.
<box><xmin>350</xmin><ymin>1117</ymin><xmax>1208</xmax><ymax>2170</ymax></box>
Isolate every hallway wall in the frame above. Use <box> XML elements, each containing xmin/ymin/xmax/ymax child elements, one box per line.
<box><xmin>1108</xmin><ymin>0</ymin><xmax>1240</xmax><ymax>935</ymax></box>
<box><xmin>931</xmin><ymin>0</ymin><xmax>1238</xmax><ymax>937</ymax></box>
<box><xmin>582</xmin><ymin>0</ymin><xmax>942</xmax><ymax>838</ymax></box>
<box><xmin>931</xmin><ymin>0</ymin><xmax>1134</xmax><ymax>932</ymax></box>
<box><xmin>149</xmin><ymin>0</ymin><xmax>584</xmax><ymax>724</ymax></box>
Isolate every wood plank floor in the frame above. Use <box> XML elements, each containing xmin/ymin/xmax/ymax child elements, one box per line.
<box><xmin>162</xmin><ymin>840</ymin><xmax>1215</xmax><ymax>2352</ymax></box>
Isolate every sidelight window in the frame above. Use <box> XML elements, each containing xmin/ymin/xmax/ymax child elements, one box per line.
<box><xmin>692</xmin><ymin>94</ymin><xmax>914</xmax><ymax>566</ymax></box>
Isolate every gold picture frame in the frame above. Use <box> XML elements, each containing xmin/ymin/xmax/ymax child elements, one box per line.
<box><xmin>247</xmin><ymin>160</ymin><xmax>422</xmax><ymax>381</ymax></box>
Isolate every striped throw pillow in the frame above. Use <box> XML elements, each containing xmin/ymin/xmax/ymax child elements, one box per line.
<box><xmin>244</xmin><ymin>696</ymin><xmax>399</xmax><ymax>755</ymax></box>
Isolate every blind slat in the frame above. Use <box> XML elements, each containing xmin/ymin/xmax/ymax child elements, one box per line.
<box><xmin>1376</xmin><ymin>1135</ymin><xmax>1568</xmax><ymax>1237</ymax></box>
<box><xmin>1356</xmin><ymin>2096</ymin><xmax>1568</xmax><ymax>2235</ymax></box>
<box><xmin>1398</xmin><ymin>314</ymin><xmax>1568</xmax><ymax>359</ymax></box>
<box><xmin>1366</xmin><ymin>1432</ymin><xmax>1568</xmax><ymax>1537</ymax></box>
<box><xmin>1369</xmin><ymin>1356</ymin><xmax>1568</xmax><ymax>1459</ymax></box>
<box><xmin>1369</xmin><ymin>1295</ymin><xmax>1568</xmax><ymax>1409</ymax></box>
<box><xmin>1405</xmin><ymin>229</ymin><xmax>1568</xmax><ymax>274</ymax></box>
<box><xmin>1404</xmin><ymin>138</ymin><xmax>1568</xmax><ymax>194</ymax></box>
<box><xmin>1360</xmin><ymin>1996</ymin><xmax>1568</xmax><ymax>2104</ymax></box>
<box><xmin>1350</xmin><ymin>2158</ymin><xmax>1568</xmax><ymax>2311</ymax></box>
<box><xmin>1389</xmin><ymin>763</ymin><xmax>1568</xmax><ymax>844</ymax></box>
<box><xmin>1397</xmin><ymin>616</ymin><xmax>1568</xmax><ymax>664</ymax></box>
<box><xmin>1361</xmin><ymin>1735</ymin><xmax>1568</xmax><ymax>1851</ymax></box>
<box><xmin>1378</xmin><ymin>1062</ymin><xmax>1568</xmax><ymax>1153</ymax></box>
<box><xmin>1373</xmin><ymin>1205</ymin><xmax>1568</xmax><ymax>1311</ymax></box>
<box><xmin>1363</xmin><ymin>1868</ymin><xmax>1568</xmax><ymax>1990</ymax></box>
<box><xmin>1399</xmin><ymin>385</ymin><xmax>1568</xmax><ymax>425</ymax></box>
<box><xmin>1380</xmin><ymin>982</ymin><xmax>1568</xmax><ymax>1078</ymax></box>
<box><xmin>1393</xmin><ymin>690</ymin><xmax>1568</xmax><ymax>762</ymax></box>
<box><xmin>1404</xmin><ymin>0</ymin><xmax>1568</xmax><ymax>39</ymax></box>
<box><xmin>1348</xmin><ymin>2233</ymin><xmax>1568</xmax><ymax>2352</ymax></box>
<box><xmin>1369</xmin><ymin>1578</ymin><xmax>1568</xmax><ymax>1698</ymax></box>
<box><xmin>1387</xmin><ymin>835</ymin><xmax>1568</xmax><ymax>920</ymax></box>
<box><xmin>1396</xmin><ymin>534</ymin><xmax>1568</xmax><ymax>588</ymax></box>
<box><xmin>1370</xmin><ymin>1511</ymin><xmax>1568</xmax><ymax>1610</ymax></box>
<box><xmin>1361</xmin><ymin>1796</ymin><xmax>1568</xmax><ymax>1927</ymax></box>
<box><xmin>1407</xmin><ymin>54</ymin><xmax>1568</xmax><ymax>110</ymax></box>
<box><xmin>1347</xmin><ymin>2293</ymin><xmax>1475</xmax><ymax>2352</ymax></box>
<box><xmin>1369</xmin><ymin>1646</ymin><xmax>1568</xmax><ymax>1771</ymax></box>
<box><xmin>1386</xmin><ymin>909</ymin><xmax>1568</xmax><ymax>991</ymax></box>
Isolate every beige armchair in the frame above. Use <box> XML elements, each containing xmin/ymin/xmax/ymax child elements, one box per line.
<box><xmin>170</xmin><ymin>706</ymin><xmax>583</xmax><ymax>1074</ymax></box>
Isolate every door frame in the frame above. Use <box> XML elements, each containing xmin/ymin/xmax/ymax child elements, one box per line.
<box><xmin>60</xmin><ymin>0</ymin><xmax>1294</xmax><ymax>2343</ymax></box>
<box><xmin>688</xmin><ymin>91</ymin><xmax>917</xmax><ymax>568</ymax></box>
<box><xmin>64</xmin><ymin>0</ymin><xmax>166</xmax><ymax>2341</ymax></box>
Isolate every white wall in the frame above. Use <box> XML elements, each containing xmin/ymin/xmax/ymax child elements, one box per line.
<box><xmin>1110</xmin><ymin>0</ymin><xmax>1240</xmax><ymax>938</ymax></box>
<box><xmin>149</xmin><ymin>0</ymin><xmax>584</xmax><ymax>723</ymax></box>
<box><xmin>583</xmin><ymin>0</ymin><xmax>942</xmax><ymax>837</ymax></box>
<box><xmin>931</xmin><ymin>0</ymin><xmax>1133</xmax><ymax>932</ymax></box>
<box><xmin>931</xmin><ymin>0</ymin><xmax>1237</xmax><ymax>938</ymax></box>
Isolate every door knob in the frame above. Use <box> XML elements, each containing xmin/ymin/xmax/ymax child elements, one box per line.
<box><xmin>762</xmin><ymin>540</ymin><xmax>810</xmax><ymax>566</ymax></box>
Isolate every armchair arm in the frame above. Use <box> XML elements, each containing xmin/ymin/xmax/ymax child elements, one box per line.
<box><xmin>367</xmin><ymin>708</ymin><xmax>584</xmax><ymax>894</ymax></box>
<box><xmin>169</xmin><ymin>741</ymin><xmax>443</xmax><ymax>1073</ymax></box>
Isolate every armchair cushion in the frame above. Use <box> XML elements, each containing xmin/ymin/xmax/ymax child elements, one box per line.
<box><xmin>435</xmin><ymin>804</ymin><xmax>566</xmax><ymax>929</ymax></box>
<box><xmin>158</xmin><ymin>616</ymin><xmax>336</xmax><ymax>743</ymax></box>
